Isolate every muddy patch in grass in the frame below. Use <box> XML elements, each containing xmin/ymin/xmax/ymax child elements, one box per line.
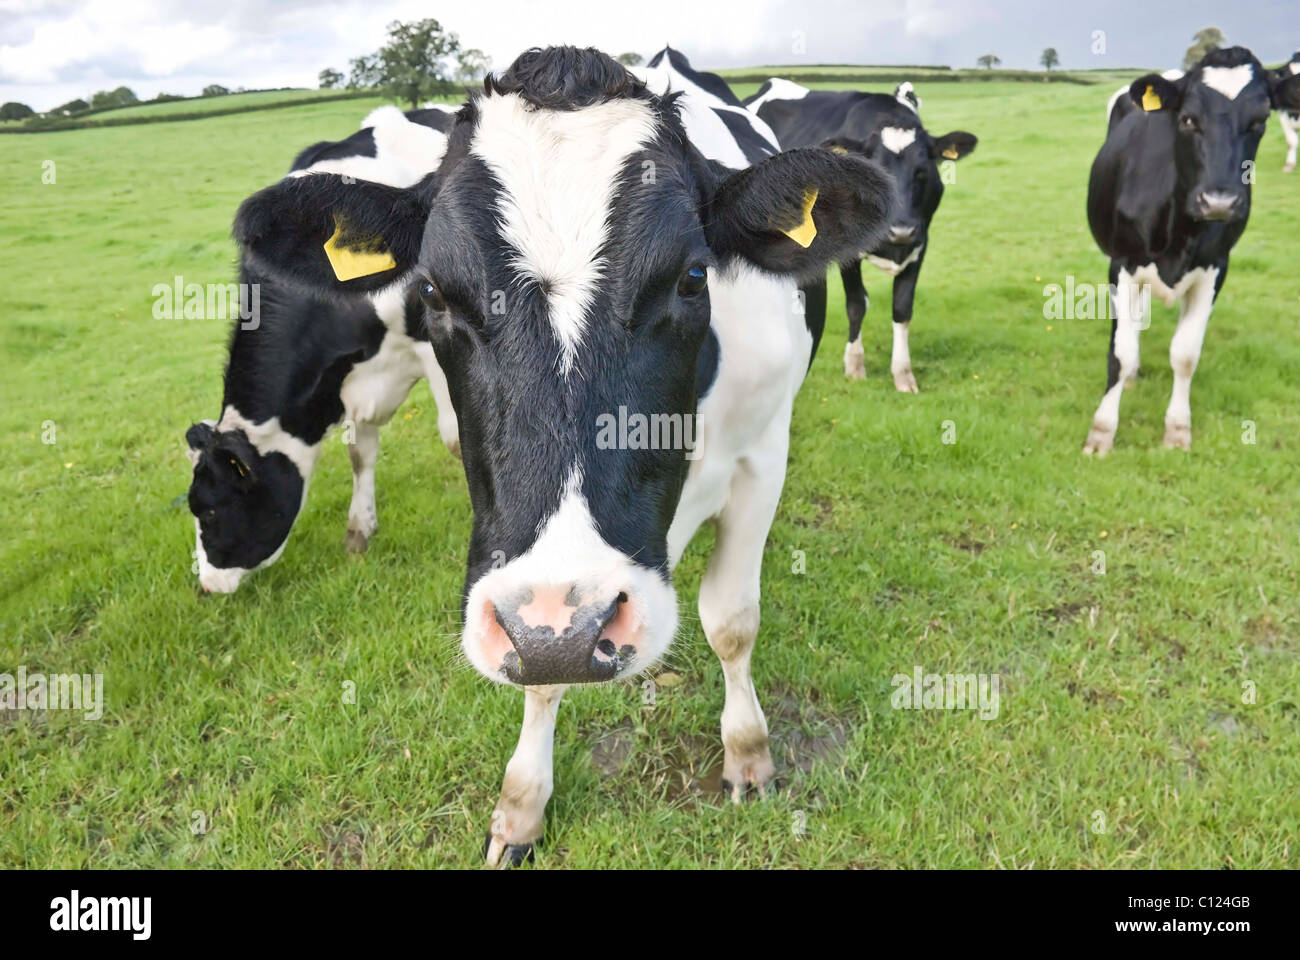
<box><xmin>586</xmin><ymin>685</ymin><xmax>852</xmax><ymax>807</ymax></box>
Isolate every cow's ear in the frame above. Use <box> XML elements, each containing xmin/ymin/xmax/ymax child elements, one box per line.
<box><xmin>930</xmin><ymin>131</ymin><xmax>977</xmax><ymax>161</ymax></box>
<box><xmin>185</xmin><ymin>420</ymin><xmax>215</xmax><ymax>466</ymax></box>
<box><xmin>1129</xmin><ymin>74</ymin><xmax>1182</xmax><ymax>113</ymax></box>
<box><xmin>211</xmin><ymin>433</ymin><xmax>260</xmax><ymax>491</ymax></box>
<box><xmin>703</xmin><ymin>147</ymin><xmax>895</xmax><ymax>280</ymax></box>
<box><xmin>820</xmin><ymin>136</ymin><xmax>867</xmax><ymax>156</ymax></box>
<box><xmin>234</xmin><ymin>173</ymin><xmax>430</xmax><ymax>294</ymax></box>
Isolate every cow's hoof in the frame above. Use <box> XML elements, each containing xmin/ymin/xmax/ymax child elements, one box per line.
<box><xmin>1285</xmin><ymin>162</ymin><xmax>1296</xmax><ymax>174</ymax></box>
<box><xmin>344</xmin><ymin>528</ymin><xmax>371</xmax><ymax>553</ymax></box>
<box><xmin>1163</xmin><ymin>422</ymin><xmax>1192</xmax><ymax>451</ymax></box>
<box><xmin>843</xmin><ymin>343</ymin><xmax>866</xmax><ymax>380</ymax></box>
<box><xmin>483</xmin><ymin>831</ymin><xmax>535</xmax><ymax>869</ymax></box>
<box><xmin>892</xmin><ymin>368</ymin><xmax>919</xmax><ymax>393</ymax></box>
<box><xmin>721</xmin><ymin>747</ymin><xmax>778</xmax><ymax>803</ymax></box>
<box><xmin>1082</xmin><ymin>423</ymin><xmax>1115</xmax><ymax>457</ymax></box>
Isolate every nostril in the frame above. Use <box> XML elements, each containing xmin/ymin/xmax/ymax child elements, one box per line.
<box><xmin>616</xmin><ymin>591</ymin><xmax>628</xmax><ymax>603</ymax></box>
<box><xmin>596</xmin><ymin>638</ymin><xmax>617</xmax><ymax>657</ymax></box>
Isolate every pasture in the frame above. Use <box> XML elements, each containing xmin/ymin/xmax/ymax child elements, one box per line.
<box><xmin>2</xmin><ymin>73</ymin><xmax>1297</xmax><ymax>868</ymax></box>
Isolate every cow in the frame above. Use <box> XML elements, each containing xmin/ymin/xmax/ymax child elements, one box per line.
<box><xmin>1272</xmin><ymin>50</ymin><xmax>1300</xmax><ymax>172</ymax></box>
<box><xmin>185</xmin><ymin>105</ymin><xmax>461</xmax><ymax>593</ymax></box>
<box><xmin>745</xmin><ymin>78</ymin><xmax>977</xmax><ymax>391</ymax></box>
<box><xmin>231</xmin><ymin>46</ymin><xmax>894</xmax><ymax>865</ymax></box>
<box><xmin>1082</xmin><ymin>47</ymin><xmax>1281</xmax><ymax>456</ymax></box>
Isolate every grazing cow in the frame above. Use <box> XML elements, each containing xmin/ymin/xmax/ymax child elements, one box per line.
<box><xmin>745</xmin><ymin>78</ymin><xmax>976</xmax><ymax>391</ymax></box>
<box><xmin>1082</xmin><ymin>47</ymin><xmax>1281</xmax><ymax>455</ymax></box>
<box><xmin>232</xmin><ymin>46</ymin><xmax>893</xmax><ymax>865</ymax></box>
<box><xmin>1272</xmin><ymin>51</ymin><xmax>1300</xmax><ymax>172</ymax></box>
<box><xmin>186</xmin><ymin>105</ymin><xmax>461</xmax><ymax>593</ymax></box>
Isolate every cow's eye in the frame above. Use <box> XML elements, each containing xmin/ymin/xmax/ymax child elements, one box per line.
<box><xmin>417</xmin><ymin>278</ymin><xmax>446</xmax><ymax>312</ymax></box>
<box><xmin>677</xmin><ymin>265</ymin><xmax>708</xmax><ymax>297</ymax></box>
<box><xmin>1179</xmin><ymin>114</ymin><xmax>1198</xmax><ymax>131</ymax></box>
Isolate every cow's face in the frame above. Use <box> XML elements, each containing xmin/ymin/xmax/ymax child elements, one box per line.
<box><xmin>1130</xmin><ymin>49</ymin><xmax>1271</xmax><ymax>223</ymax></box>
<box><xmin>827</xmin><ymin>121</ymin><xmax>975</xmax><ymax>258</ymax></box>
<box><xmin>233</xmin><ymin>46</ymin><xmax>894</xmax><ymax>685</ymax></box>
<box><xmin>185</xmin><ymin>420</ymin><xmax>304</xmax><ymax>593</ymax></box>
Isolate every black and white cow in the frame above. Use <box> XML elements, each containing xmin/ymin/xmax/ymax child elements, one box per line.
<box><xmin>186</xmin><ymin>105</ymin><xmax>461</xmax><ymax>592</ymax></box>
<box><xmin>1083</xmin><ymin>47</ymin><xmax>1281</xmax><ymax>455</ymax></box>
<box><xmin>232</xmin><ymin>46</ymin><xmax>893</xmax><ymax>865</ymax></box>
<box><xmin>745</xmin><ymin>78</ymin><xmax>976</xmax><ymax>391</ymax></box>
<box><xmin>1272</xmin><ymin>50</ymin><xmax>1300</xmax><ymax>172</ymax></box>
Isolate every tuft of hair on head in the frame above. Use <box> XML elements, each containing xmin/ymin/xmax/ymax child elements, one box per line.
<box><xmin>1194</xmin><ymin>45</ymin><xmax>1262</xmax><ymax>73</ymax></box>
<box><xmin>484</xmin><ymin>45</ymin><xmax>651</xmax><ymax>110</ymax></box>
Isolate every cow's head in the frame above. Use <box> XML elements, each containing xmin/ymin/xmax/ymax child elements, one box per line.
<box><xmin>1129</xmin><ymin>47</ymin><xmax>1273</xmax><ymax>223</ymax></box>
<box><xmin>185</xmin><ymin>417</ymin><xmax>308</xmax><ymax>593</ymax></box>
<box><xmin>233</xmin><ymin>46</ymin><xmax>893</xmax><ymax>685</ymax></box>
<box><xmin>827</xmin><ymin>88</ymin><xmax>975</xmax><ymax>259</ymax></box>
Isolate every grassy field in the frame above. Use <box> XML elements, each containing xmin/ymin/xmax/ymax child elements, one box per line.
<box><xmin>2</xmin><ymin>73</ymin><xmax>1297</xmax><ymax>869</ymax></box>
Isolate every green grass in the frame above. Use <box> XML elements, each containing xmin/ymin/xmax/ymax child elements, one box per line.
<box><xmin>2</xmin><ymin>78</ymin><xmax>1297</xmax><ymax>869</ymax></box>
<box><xmin>77</xmin><ymin>88</ymin><xmax>356</xmax><ymax>120</ymax></box>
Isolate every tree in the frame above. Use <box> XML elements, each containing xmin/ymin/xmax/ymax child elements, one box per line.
<box><xmin>1040</xmin><ymin>47</ymin><xmax>1060</xmax><ymax>71</ymax></box>
<box><xmin>53</xmin><ymin>98</ymin><xmax>89</xmax><ymax>115</ymax></box>
<box><xmin>617</xmin><ymin>52</ymin><xmax>643</xmax><ymax>66</ymax></box>
<box><xmin>349</xmin><ymin>18</ymin><xmax>462</xmax><ymax>108</ymax></box>
<box><xmin>0</xmin><ymin>101</ymin><xmax>35</xmax><ymax>121</ymax></box>
<box><xmin>90</xmin><ymin>86</ymin><xmax>138</xmax><ymax>109</ymax></box>
<box><xmin>202</xmin><ymin>84</ymin><xmax>230</xmax><ymax>97</ymax></box>
<box><xmin>347</xmin><ymin>53</ymin><xmax>381</xmax><ymax>89</ymax></box>
<box><xmin>977</xmin><ymin>54</ymin><xmax>1001</xmax><ymax>70</ymax></box>
<box><xmin>454</xmin><ymin>48</ymin><xmax>491</xmax><ymax>84</ymax></box>
<box><xmin>1183</xmin><ymin>27</ymin><xmax>1226</xmax><ymax>70</ymax></box>
<box><xmin>319</xmin><ymin>67</ymin><xmax>344</xmax><ymax>89</ymax></box>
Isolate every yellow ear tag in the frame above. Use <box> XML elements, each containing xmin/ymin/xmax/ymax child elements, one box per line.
<box><xmin>781</xmin><ymin>187</ymin><xmax>819</xmax><ymax>249</ymax></box>
<box><xmin>1142</xmin><ymin>85</ymin><xmax>1163</xmax><ymax>111</ymax></box>
<box><xmin>323</xmin><ymin>219</ymin><xmax>397</xmax><ymax>282</ymax></box>
<box><xmin>942</xmin><ymin>145</ymin><xmax>959</xmax><ymax>160</ymax></box>
<box><xmin>829</xmin><ymin>144</ymin><xmax>849</xmax><ymax>155</ymax></box>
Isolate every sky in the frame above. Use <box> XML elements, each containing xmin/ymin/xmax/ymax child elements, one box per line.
<box><xmin>2</xmin><ymin>0</ymin><xmax>1297</xmax><ymax>111</ymax></box>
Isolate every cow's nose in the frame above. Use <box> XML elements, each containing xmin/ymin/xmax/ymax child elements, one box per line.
<box><xmin>492</xmin><ymin>587</ymin><xmax>633</xmax><ymax>685</ymax></box>
<box><xmin>1196</xmin><ymin>191</ymin><xmax>1239</xmax><ymax>221</ymax></box>
<box><xmin>888</xmin><ymin>225</ymin><xmax>917</xmax><ymax>244</ymax></box>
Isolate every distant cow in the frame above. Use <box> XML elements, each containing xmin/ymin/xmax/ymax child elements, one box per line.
<box><xmin>233</xmin><ymin>46</ymin><xmax>893</xmax><ymax>865</ymax></box>
<box><xmin>1272</xmin><ymin>50</ymin><xmax>1300</xmax><ymax>172</ymax></box>
<box><xmin>1082</xmin><ymin>47</ymin><xmax>1282</xmax><ymax>455</ymax></box>
<box><xmin>745</xmin><ymin>79</ymin><xmax>976</xmax><ymax>391</ymax></box>
<box><xmin>186</xmin><ymin>105</ymin><xmax>461</xmax><ymax>593</ymax></box>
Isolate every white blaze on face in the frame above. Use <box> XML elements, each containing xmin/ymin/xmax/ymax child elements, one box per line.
<box><xmin>880</xmin><ymin>126</ymin><xmax>917</xmax><ymax>154</ymax></box>
<box><xmin>1201</xmin><ymin>64</ymin><xmax>1255</xmax><ymax>101</ymax></box>
<box><xmin>470</xmin><ymin>93</ymin><xmax>658</xmax><ymax>376</ymax></box>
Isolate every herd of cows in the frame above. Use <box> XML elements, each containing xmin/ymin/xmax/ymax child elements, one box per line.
<box><xmin>181</xmin><ymin>44</ymin><xmax>1300</xmax><ymax>865</ymax></box>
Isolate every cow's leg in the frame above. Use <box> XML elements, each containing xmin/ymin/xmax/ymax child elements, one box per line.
<box><xmin>890</xmin><ymin>253</ymin><xmax>924</xmax><ymax>393</ymax></box>
<box><xmin>344</xmin><ymin>421</ymin><xmax>380</xmax><ymax>552</ymax></box>
<box><xmin>1281</xmin><ymin>113</ymin><xmax>1298</xmax><ymax>174</ymax></box>
<box><xmin>484</xmin><ymin>684</ymin><xmax>566</xmax><ymax>868</ymax></box>
<box><xmin>1163</xmin><ymin>267</ymin><xmax>1220</xmax><ymax>451</ymax></box>
<box><xmin>698</xmin><ymin>428</ymin><xmax>788</xmax><ymax>802</ymax></box>
<box><xmin>1083</xmin><ymin>264</ymin><xmax>1145</xmax><ymax>456</ymax></box>
<box><xmin>841</xmin><ymin>260</ymin><xmax>868</xmax><ymax>380</ymax></box>
<box><xmin>426</xmin><ymin>356</ymin><xmax>461</xmax><ymax>460</ymax></box>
